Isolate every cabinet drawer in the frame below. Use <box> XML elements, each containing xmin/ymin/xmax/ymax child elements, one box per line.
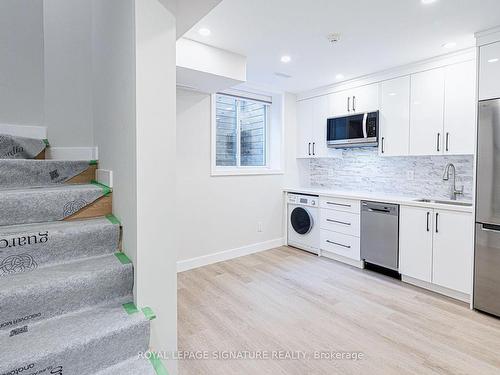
<box><xmin>320</xmin><ymin>209</ymin><xmax>360</xmax><ymax>236</ymax></box>
<box><xmin>320</xmin><ymin>229</ymin><xmax>361</xmax><ymax>260</ymax></box>
<box><xmin>320</xmin><ymin>196</ymin><xmax>360</xmax><ymax>213</ymax></box>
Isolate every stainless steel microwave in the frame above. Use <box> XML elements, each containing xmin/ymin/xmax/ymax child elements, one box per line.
<box><xmin>327</xmin><ymin>111</ymin><xmax>379</xmax><ymax>148</ymax></box>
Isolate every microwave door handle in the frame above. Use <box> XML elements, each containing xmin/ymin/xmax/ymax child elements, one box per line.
<box><xmin>362</xmin><ymin>113</ymin><xmax>368</xmax><ymax>138</ymax></box>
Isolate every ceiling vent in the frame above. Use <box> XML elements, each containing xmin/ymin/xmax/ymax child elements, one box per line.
<box><xmin>327</xmin><ymin>33</ymin><xmax>342</xmax><ymax>44</ymax></box>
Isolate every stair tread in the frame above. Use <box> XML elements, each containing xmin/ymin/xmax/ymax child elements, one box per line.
<box><xmin>0</xmin><ymin>183</ymin><xmax>111</xmax><ymax>225</ymax></box>
<box><xmin>0</xmin><ymin>216</ymin><xmax>121</xmax><ymax>277</ymax></box>
<box><xmin>0</xmin><ymin>301</ymin><xmax>150</xmax><ymax>375</ymax></box>
<box><xmin>94</xmin><ymin>356</ymin><xmax>159</xmax><ymax>375</ymax></box>
<box><xmin>0</xmin><ymin>134</ymin><xmax>47</xmax><ymax>159</ymax></box>
<box><xmin>0</xmin><ymin>159</ymin><xmax>96</xmax><ymax>188</ymax></box>
<box><xmin>0</xmin><ymin>253</ymin><xmax>133</xmax><ymax>330</ymax></box>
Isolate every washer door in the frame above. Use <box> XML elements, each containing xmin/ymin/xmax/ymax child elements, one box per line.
<box><xmin>290</xmin><ymin>207</ymin><xmax>313</xmax><ymax>235</ymax></box>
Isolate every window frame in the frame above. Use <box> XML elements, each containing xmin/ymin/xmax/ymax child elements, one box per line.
<box><xmin>211</xmin><ymin>93</ymin><xmax>281</xmax><ymax>176</ymax></box>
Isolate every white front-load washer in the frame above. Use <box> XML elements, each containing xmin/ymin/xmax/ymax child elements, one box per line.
<box><xmin>287</xmin><ymin>193</ymin><xmax>319</xmax><ymax>254</ymax></box>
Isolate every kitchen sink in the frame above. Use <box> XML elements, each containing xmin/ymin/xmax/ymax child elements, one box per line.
<box><xmin>413</xmin><ymin>198</ymin><xmax>473</xmax><ymax>207</ymax></box>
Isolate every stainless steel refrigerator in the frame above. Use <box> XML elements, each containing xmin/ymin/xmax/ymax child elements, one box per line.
<box><xmin>475</xmin><ymin>98</ymin><xmax>500</xmax><ymax>316</ymax></box>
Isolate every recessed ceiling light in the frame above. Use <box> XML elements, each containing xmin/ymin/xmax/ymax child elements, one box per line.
<box><xmin>389</xmin><ymin>93</ymin><xmax>397</xmax><ymax>96</ymax></box>
<box><xmin>280</xmin><ymin>55</ymin><xmax>291</xmax><ymax>63</ymax></box>
<box><xmin>488</xmin><ymin>58</ymin><xmax>499</xmax><ymax>63</ymax></box>
<box><xmin>335</xmin><ymin>74</ymin><xmax>344</xmax><ymax>80</ymax></box>
<box><xmin>198</xmin><ymin>28</ymin><xmax>211</xmax><ymax>36</ymax></box>
<box><xmin>442</xmin><ymin>42</ymin><xmax>457</xmax><ymax>49</ymax></box>
<box><xmin>421</xmin><ymin>0</ymin><xmax>437</xmax><ymax>4</ymax></box>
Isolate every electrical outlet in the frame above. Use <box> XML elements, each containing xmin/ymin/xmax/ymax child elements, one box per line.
<box><xmin>406</xmin><ymin>170</ymin><xmax>415</xmax><ymax>181</ymax></box>
<box><xmin>257</xmin><ymin>222</ymin><xmax>263</xmax><ymax>232</ymax></box>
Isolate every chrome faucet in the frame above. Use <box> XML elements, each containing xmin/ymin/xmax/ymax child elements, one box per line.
<box><xmin>443</xmin><ymin>163</ymin><xmax>464</xmax><ymax>200</ymax></box>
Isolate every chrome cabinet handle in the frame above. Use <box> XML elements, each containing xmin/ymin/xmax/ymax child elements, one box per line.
<box><xmin>435</xmin><ymin>212</ymin><xmax>439</xmax><ymax>233</ymax></box>
<box><xmin>445</xmin><ymin>132</ymin><xmax>449</xmax><ymax>152</ymax></box>
<box><xmin>437</xmin><ymin>133</ymin><xmax>441</xmax><ymax>152</ymax></box>
<box><xmin>381</xmin><ymin>137</ymin><xmax>385</xmax><ymax>154</ymax></box>
<box><xmin>326</xmin><ymin>240</ymin><xmax>351</xmax><ymax>249</ymax></box>
<box><xmin>312</xmin><ymin>142</ymin><xmax>315</xmax><ymax>156</ymax></box>
<box><xmin>426</xmin><ymin>212</ymin><xmax>430</xmax><ymax>232</ymax></box>
<box><xmin>326</xmin><ymin>219</ymin><xmax>351</xmax><ymax>226</ymax></box>
<box><xmin>352</xmin><ymin>96</ymin><xmax>356</xmax><ymax>112</ymax></box>
<box><xmin>347</xmin><ymin>97</ymin><xmax>350</xmax><ymax>112</ymax></box>
<box><xmin>326</xmin><ymin>202</ymin><xmax>352</xmax><ymax>207</ymax></box>
<box><xmin>308</xmin><ymin>142</ymin><xmax>311</xmax><ymax>156</ymax></box>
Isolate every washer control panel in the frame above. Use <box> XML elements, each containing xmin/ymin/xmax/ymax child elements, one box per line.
<box><xmin>287</xmin><ymin>193</ymin><xmax>318</xmax><ymax>207</ymax></box>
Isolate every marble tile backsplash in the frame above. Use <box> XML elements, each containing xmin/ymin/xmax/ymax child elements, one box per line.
<box><xmin>309</xmin><ymin>148</ymin><xmax>474</xmax><ymax>201</ymax></box>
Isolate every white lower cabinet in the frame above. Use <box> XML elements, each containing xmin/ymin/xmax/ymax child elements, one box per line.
<box><xmin>320</xmin><ymin>230</ymin><xmax>360</xmax><ymax>260</ymax></box>
<box><xmin>399</xmin><ymin>205</ymin><xmax>473</xmax><ymax>296</ymax></box>
<box><xmin>432</xmin><ymin>210</ymin><xmax>474</xmax><ymax>294</ymax></box>
<box><xmin>399</xmin><ymin>206</ymin><xmax>433</xmax><ymax>282</ymax></box>
<box><xmin>319</xmin><ymin>196</ymin><xmax>361</xmax><ymax>262</ymax></box>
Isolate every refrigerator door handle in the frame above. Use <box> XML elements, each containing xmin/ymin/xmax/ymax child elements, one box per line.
<box><xmin>480</xmin><ymin>223</ymin><xmax>500</xmax><ymax>232</ymax></box>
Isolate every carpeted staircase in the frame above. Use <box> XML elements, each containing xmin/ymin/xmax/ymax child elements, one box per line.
<box><xmin>0</xmin><ymin>135</ymin><xmax>167</xmax><ymax>375</ymax></box>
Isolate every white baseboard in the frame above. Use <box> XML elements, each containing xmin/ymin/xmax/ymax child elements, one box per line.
<box><xmin>177</xmin><ymin>237</ymin><xmax>285</xmax><ymax>273</ymax></box>
<box><xmin>46</xmin><ymin>147</ymin><xmax>98</xmax><ymax>160</ymax></box>
<box><xmin>0</xmin><ymin>123</ymin><xmax>47</xmax><ymax>139</ymax></box>
<box><xmin>402</xmin><ymin>275</ymin><xmax>470</xmax><ymax>303</ymax></box>
<box><xmin>96</xmin><ymin>169</ymin><xmax>113</xmax><ymax>188</ymax></box>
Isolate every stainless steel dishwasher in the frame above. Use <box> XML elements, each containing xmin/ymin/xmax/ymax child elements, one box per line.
<box><xmin>361</xmin><ymin>201</ymin><xmax>400</xmax><ymax>272</ymax></box>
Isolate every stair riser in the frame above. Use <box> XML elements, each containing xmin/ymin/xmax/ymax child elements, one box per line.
<box><xmin>0</xmin><ymin>263</ymin><xmax>133</xmax><ymax>334</ymax></box>
<box><xmin>0</xmin><ymin>187</ymin><xmax>106</xmax><ymax>226</ymax></box>
<box><xmin>0</xmin><ymin>160</ymin><xmax>94</xmax><ymax>188</ymax></box>
<box><xmin>0</xmin><ymin>220</ymin><xmax>120</xmax><ymax>277</ymax></box>
<box><xmin>0</xmin><ymin>319</ymin><xmax>149</xmax><ymax>375</ymax></box>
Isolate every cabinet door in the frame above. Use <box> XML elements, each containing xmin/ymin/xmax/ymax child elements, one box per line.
<box><xmin>444</xmin><ymin>60</ymin><xmax>476</xmax><ymax>155</ymax></box>
<box><xmin>297</xmin><ymin>99</ymin><xmax>313</xmax><ymax>158</ymax></box>
<box><xmin>399</xmin><ymin>206</ymin><xmax>434</xmax><ymax>282</ymax></box>
<box><xmin>379</xmin><ymin>76</ymin><xmax>410</xmax><ymax>156</ymax></box>
<box><xmin>351</xmin><ymin>83</ymin><xmax>379</xmax><ymax>113</ymax></box>
<box><xmin>479</xmin><ymin>41</ymin><xmax>500</xmax><ymax>101</ymax></box>
<box><xmin>432</xmin><ymin>210</ymin><xmax>473</xmax><ymax>294</ymax></box>
<box><xmin>327</xmin><ymin>91</ymin><xmax>350</xmax><ymax>118</ymax></box>
<box><xmin>409</xmin><ymin>68</ymin><xmax>445</xmax><ymax>155</ymax></box>
<box><xmin>312</xmin><ymin>95</ymin><xmax>329</xmax><ymax>157</ymax></box>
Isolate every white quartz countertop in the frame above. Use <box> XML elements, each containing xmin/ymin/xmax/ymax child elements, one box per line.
<box><xmin>283</xmin><ymin>187</ymin><xmax>474</xmax><ymax>213</ymax></box>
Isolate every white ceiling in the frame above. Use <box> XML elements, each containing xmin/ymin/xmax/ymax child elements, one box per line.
<box><xmin>185</xmin><ymin>0</ymin><xmax>500</xmax><ymax>93</ymax></box>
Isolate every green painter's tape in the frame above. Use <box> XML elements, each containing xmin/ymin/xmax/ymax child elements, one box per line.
<box><xmin>43</xmin><ymin>139</ymin><xmax>50</xmax><ymax>147</ymax></box>
<box><xmin>115</xmin><ymin>252</ymin><xmax>132</xmax><ymax>265</ymax></box>
<box><xmin>89</xmin><ymin>160</ymin><xmax>98</xmax><ymax>166</ymax></box>
<box><xmin>90</xmin><ymin>180</ymin><xmax>112</xmax><ymax>196</ymax></box>
<box><xmin>122</xmin><ymin>302</ymin><xmax>139</xmax><ymax>315</ymax></box>
<box><xmin>149</xmin><ymin>354</ymin><xmax>169</xmax><ymax>375</ymax></box>
<box><xmin>142</xmin><ymin>307</ymin><xmax>156</xmax><ymax>321</ymax></box>
<box><xmin>106</xmin><ymin>214</ymin><xmax>121</xmax><ymax>225</ymax></box>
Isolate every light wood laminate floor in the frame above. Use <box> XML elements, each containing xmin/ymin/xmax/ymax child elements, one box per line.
<box><xmin>178</xmin><ymin>246</ymin><xmax>500</xmax><ymax>375</ymax></box>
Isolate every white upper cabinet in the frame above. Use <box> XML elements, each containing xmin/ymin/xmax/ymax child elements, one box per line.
<box><xmin>432</xmin><ymin>210</ymin><xmax>473</xmax><ymax>294</ymax></box>
<box><xmin>327</xmin><ymin>83</ymin><xmax>379</xmax><ymax>118</ymax></box>
<box><xmin>351</xmin><ymin>84</ymin><xmax>379</xmax><ymax>113</ymax></box>
<box><xmin>297</xmin><ymin>98</ymin><xmax>314</xmax><ymax>158</ymax></box>
<box><xmin>409</xmin><ymin>68</ymin><xmax>445</xmax><ymax>156</ymax></box>
<box><xmin>311</xmin><ymin>95</ymin><xmax>329</xmax><ymax>157</ymax></box>
<box><xmin>444</xmin><ymin>60</ymin><xmax>476</xmax><ymax>155</ymax></box>
<box><xmin>479</xmin><ymin>41</ymin><xmax>500</xmax><ymax>101</ymax></box>
<box><xmin>379</xmin><ymin>76</ymin><xmax>410</xmax><ymax>156</ymax></box>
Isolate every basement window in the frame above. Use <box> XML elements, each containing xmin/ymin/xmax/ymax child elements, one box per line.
<box><xmin>211</xmin><ymin>90</ymin><xmax>283</xmax><ymax>176</ymax></box>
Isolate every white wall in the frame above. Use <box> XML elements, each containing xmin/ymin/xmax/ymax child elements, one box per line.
<box><xmin>91</xmin><ymin>0</ymin><xmax>137</xmax><ymax>298</ymax></box>
<box><xmin>176</xmin><ymin>88</ymin><xmax>286</xmax><ymax>265</ymax></box>
<box><xmin>135</xmin><ymin>1</ymin><xmax>177</xmax><ymax>372</ymax></box>
<box><xmin>0</xmin><ymin>0</ymin><xmax>44</xmax><ymax>126</ymax></box>
<box><xmin>43</xmin><ymin>0</ymin><xmax>94</xmax><ymax>147</ymax></box>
